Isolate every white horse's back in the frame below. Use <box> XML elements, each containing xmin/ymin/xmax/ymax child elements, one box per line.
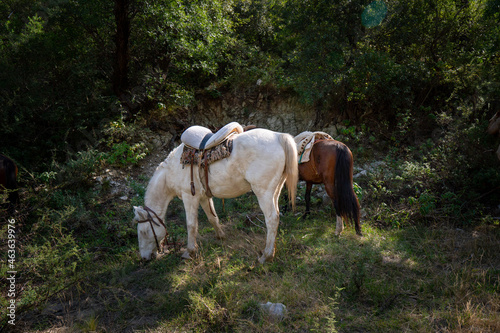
<box><xmin>209</xmin><ymin>129</ymin><xmax>295</xmax><ymax>199</ymax></box>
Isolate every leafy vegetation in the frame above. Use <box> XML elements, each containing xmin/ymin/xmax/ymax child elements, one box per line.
<box><xmin>2</xmin><ymin>0</ymin><xmax>499</xmax><ymax>165</ymax></box>
<box><xmin>1</xmin><ymin>0</ymin><xmax>500</xmax><ymax>332</ymax></box>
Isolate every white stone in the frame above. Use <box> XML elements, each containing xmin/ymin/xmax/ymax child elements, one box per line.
<box><xmin>260</xmin><ymin>302</ymin><xmax>287</xmax><ymax>321</ymax></box>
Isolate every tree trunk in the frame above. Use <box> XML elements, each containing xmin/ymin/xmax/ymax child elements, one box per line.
<box><xmin>112</xmin><ymin>0</ymin><xmax>130</xmax><ymax>99</ymax></box>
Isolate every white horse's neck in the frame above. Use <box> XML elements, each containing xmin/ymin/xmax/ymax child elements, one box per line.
<box><xmin>144</xmin><ymin>160</ymin><xmax>175</xmax><ymax>219</ymax></box>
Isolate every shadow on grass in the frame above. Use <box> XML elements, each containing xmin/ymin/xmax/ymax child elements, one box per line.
<box><xmin>10</xmin><ymin>192</ymin><xmax>500</xmax><ymax>333</ymax></box>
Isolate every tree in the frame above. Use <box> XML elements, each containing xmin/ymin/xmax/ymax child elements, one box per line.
<box><xmin>112</xmin><ymin>0</ymin><xmax>131</xmax><ymax>99</ymax></box>
<box><xmin>0</xmin><ymin>0</ymin><xmax>115</xmax><ymax>165</ymax></box>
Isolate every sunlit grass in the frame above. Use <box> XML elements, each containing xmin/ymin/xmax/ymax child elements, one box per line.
<box><xmin>4</xmin><ymin>187</ymin><xmax>499</xmax><ymax>332</ymax></box>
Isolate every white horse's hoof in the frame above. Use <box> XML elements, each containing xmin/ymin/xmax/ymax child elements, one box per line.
<box><xmin>181</xmin><ymin>251</ymin><xmax>192</xmax><ymax>260</ymax></box>
<box><xmin>258</xmin><ymin>254</ymin><xmax>273</xmax><ymax>264</ymax></box>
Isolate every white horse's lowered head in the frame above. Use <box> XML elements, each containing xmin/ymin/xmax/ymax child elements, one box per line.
<box><xmin>133</xmin><ymin>127</ymin><xmax>298</xmax><ymax>264</ymax></box>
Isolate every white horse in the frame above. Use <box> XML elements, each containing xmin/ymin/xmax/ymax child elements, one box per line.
<box><xmin>133</xmin><ymin>128</ymin><xmax>298</xmax><ymax>264</ymax></box>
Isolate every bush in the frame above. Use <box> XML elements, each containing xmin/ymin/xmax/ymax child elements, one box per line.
<box><xmin>105</xmin><ymin>142</ymin><xmax>149</xmax><ymax>167</ymax></box>
<box><xmin>54</xmin><ymin>149</ymin><xmax>105</xmax><ymax>186</ymax></box>
<box><xmin>0</xmin><ymin>206</ymin><xmax>91</xmax><ymax>316</ymax></box>
<box><xmin>358</xmin><ymin>106</ymin><xmax>500</xmax><ymax>228</ymax></box>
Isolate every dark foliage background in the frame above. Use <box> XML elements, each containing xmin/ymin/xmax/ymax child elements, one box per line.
<box><xmin>1</xmin><ymin>0</ymin><xmax>499</xmax><ymax>216</ymax></box>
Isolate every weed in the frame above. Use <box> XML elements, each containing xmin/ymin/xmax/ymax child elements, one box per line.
<box><xmin>417</xmin><ymin>191</ymin><xmax>436</xmax><ymax>216</ymax></box>
<box><xmin>241</xmin><ymin>299</ymin><xmax>262</xmax><ymax>323</ymax></box>
<box><xmin>187</xmin><ymin>290</ymin><xmax>231</xmax><ymax>327</ymax></box>
<box><xmin>105</xmin><ymin>142</ymin><xmax>149</xmax><ymax>167</ymax></box>
<box><xmin>75</xmin><ymin>313</ymin><xmax>99</xmax><ymax>332</ymax></box>
<box><xmin>0</xmin><ymin>206</ymin><xmax>92</xmax><ymax>317</ymax></box>
<box><xmin>48</xmin><ymin>149</ymin><xmax>105</xmax><ymax>187</ymax></box>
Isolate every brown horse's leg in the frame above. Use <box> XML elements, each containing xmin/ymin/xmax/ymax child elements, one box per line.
<box><xmin>324</xmin><ymin>185</ymin><xmax>344</xmax><ymax>235</ymax></box>
<box><xmin>324</xmin><ymin>182</ymin><xmax>335</xmax><ymax>213</ymax></box>
<box><xmin>335</xmin><ymin>215</ymin><xmax>345</xmax><ymax>236</ymax></box>
<box><xmin>303</xmin><ymin>182</ymin><xmax>313</xmax><ymax>218</ymax></box>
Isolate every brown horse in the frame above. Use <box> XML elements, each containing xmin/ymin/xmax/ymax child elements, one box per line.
<box><xmin>0</xmin><ymin>154</ymin><xmax>19</xmax><ymax>213</ymax></box>
<box><xmin>294</xmin><ymin>133</ymin><xmax>361</xmax><ymax>236</ymax></box>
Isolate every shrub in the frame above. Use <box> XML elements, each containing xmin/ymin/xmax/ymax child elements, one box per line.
<box><xmin>105</xmin><ymin>142</ymin><xmax>149</xmax><ymax>167</ymax></box>
<box><xmin>0</xmin><ymin>206</ymin><xmax>91</xmax><ymax>315</ymax></box>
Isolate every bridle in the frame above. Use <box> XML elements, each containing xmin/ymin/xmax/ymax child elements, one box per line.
<box><xmin>136</xmin><ymin>206</ymin><xmax>168</xmax><ymax>254</ymax></box>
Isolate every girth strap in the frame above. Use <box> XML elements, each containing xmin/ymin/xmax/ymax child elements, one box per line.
<box><xmin>190</xmin><ymin>162</ymin><xmax>196</xmax><ymax>195</ymax></box>
<box><xmin>199</xmin><ymin>133</ymin><xmax>213</xmax><ymax>150</ymax></box>
<box><xmin>202</xmin><ymin>151</ymin><xmax>213</xmax><ymax>198</ymax></box>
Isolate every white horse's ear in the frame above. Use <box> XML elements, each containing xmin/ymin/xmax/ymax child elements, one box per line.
<box><xmin>133</xmin><ymin>206</ymin><xmax>147</xmax><ymax>223</ymax></box>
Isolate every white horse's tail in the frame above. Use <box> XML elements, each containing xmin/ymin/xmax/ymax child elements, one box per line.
<box><xmin>279</xmin><ymin>133</ymin><xmax>299</xmax><ymax>211</ymax></box>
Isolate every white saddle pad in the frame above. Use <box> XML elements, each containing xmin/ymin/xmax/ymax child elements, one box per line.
<box><xmin>181</xmin><ymin>122</ymin><xmax>243</xmax><ymax>150</ymax></box>
<box><xmin>181</xmin><ymin>126</ymin><xmax>213</xmax><ymax>149</ymax></box>
<box><xmin>205</xmin><ymin>122</ymin><xmax>243</xmax><ymax>149</ymax></box>
<box><xmin>295</xmin><ymin>131</ymin><xmax>333</xmax><ymax>163</ymax></box>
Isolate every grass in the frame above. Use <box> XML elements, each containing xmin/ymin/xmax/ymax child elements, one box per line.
<box><xmin>2</xmin><ymin>188</ymin><xmax>499</xmax><ymax>332</ymax></box>
<box><xmin>2</xmin><ymin>125</ymin><xmax>500</xmax><ymax>332</ymax></box>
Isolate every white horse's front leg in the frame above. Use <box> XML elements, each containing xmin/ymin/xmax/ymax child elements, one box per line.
<box><xmin>182</xmin><ymin>194</ymin><xmax>200</xmax><ymax>260</ymax></box>
<box><xmin>200</xmin><ymin>197</ymin><xmax>225</xmax><ymax>239</ymax></box>
<box><xmin>335</xmin><ymin>215</ymin><xmax>344</xmax><ymax>236</ymax></box>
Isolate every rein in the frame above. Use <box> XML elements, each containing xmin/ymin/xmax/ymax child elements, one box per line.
<box><xmin>137</xmin><ymin>206</ymin><xmax>168</xmax><ymax>254</ymax></box>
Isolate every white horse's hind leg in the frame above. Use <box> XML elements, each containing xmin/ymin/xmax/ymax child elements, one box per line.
<box><xmin>335</xmin><ymin>215</ymin><xmax>345</xmax><ymax>236</ymax></box>
<box><xmin>255</xmin><ymin>192</ymin><xmax>280</xmax><ymax>264</ymax></box>
<box><xmin>200</xmin><ymin>197</ymin><xmax>225</xmax><ymax>239</ymax></box>
<box><xmin>182</xmin><ymin>194</ymin><xmax>200</xmax><ymax>259</ymax></box>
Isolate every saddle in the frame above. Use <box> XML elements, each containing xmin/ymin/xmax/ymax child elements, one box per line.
<box><xmin>180</xmin><ymin>122</ymin><xmax>243</xmax><ymax>197</ymax></box>
<box><xmin>296</xmin><ymin>131</ymin><xmax>333</xmax><ymax>163</ymax></box>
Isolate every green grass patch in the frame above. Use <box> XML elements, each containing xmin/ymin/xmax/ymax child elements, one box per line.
<box><xmin>3</xmin><ymin>190</ymin><xmax>498</xmax><ymax>332</ymax></box>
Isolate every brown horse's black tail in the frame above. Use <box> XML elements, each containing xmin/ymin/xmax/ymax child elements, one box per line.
<box><xmin>334</xmin><ymin>145</ymin><xmax>362</xmax><ymax>235</ymax></box>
